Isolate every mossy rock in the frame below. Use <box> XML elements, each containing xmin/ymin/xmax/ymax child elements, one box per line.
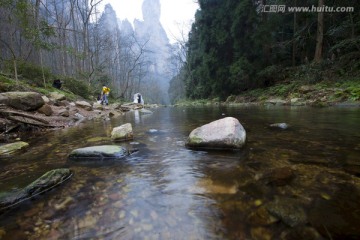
<box><xmin>0</xmin><ymin>168</ymin><xmax>72</xmax><ymax>213</ymax></box>
<box><xmin>68</xmin><ymin>145</ymin><xmax>129</xmax><ymax>162</ymax></box>
<box><xmin>0</xmin><ymin>142</ymin><xmax>29</xmax><ymax>156</ymax></box>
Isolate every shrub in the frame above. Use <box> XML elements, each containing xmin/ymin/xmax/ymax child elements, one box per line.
<box><xmin>62</xmin><ymin>77</ymin><xmax>91</xmax><ymax>99</ymax></box>
<box><xmin>17</xmin><ymin>61</ymin><xmax>52</xmax><ymax>87</ymax></box>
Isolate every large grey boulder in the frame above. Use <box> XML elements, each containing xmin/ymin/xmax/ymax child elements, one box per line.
<box><xmin>0</xmin><ymin>92</ymin><xmax>44</xmax><ymax>111</ymax></box>
<box><xmin>111</xmin><ymin>123</ymin><xmax>133</xmax><ymax>141</ymax></box>
<box><xmin>0</xmin><ymin>168</ymin><xmax>72</xmax><ymax>213</ymax></box>
<box><xmin>186</xmin><ymin>117</ymin><xmax>246</xmax><ymax>150</ymax></box>
<box><xmin>68</xmin><ymin>145</ymin><xmax>129</xmax><ymax>162</ymax></box>
<box><xmin>0</xmin><ymin>141</ymin><xmax>29</xmax><ymax>156</ymax></box>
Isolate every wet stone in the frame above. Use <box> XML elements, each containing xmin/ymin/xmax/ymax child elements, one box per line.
<box><xmin>308</xmin><ymin>183</ymin><xmax>360</xmax><ymax>240</ymax></box>
<box><xmin>247</xmin><ymin>206</ymin><xmax>279</xmax><ymax>226</ymax></box>
<box><xmin>0</xmin><ymin>141</ymin><xmax>29</xmax><ymax>156</ymax></box>
<box><xmin>261</xmin><ymin>167</ymin><xmax>295</xmax><ymax>186</ymax></box>
<box><xmin>251</xmin><ymin>227</ymin><xmax>273</xmax><ymax>240</ymax></box>
<box><xmin>68</xmin><ymin>145</ymin><xmax>129</xmax><ymax>162</ymax></box>
<box><xmin>269</xmin><ymin>123</ymin><xmax>289</xmax><ymax>129</ymax></box>
<box><xmin>266</xmin><ymin>197</ymin><xmax>307</xmax><ymax>227</ymax></box>
<box><xmin>0</xmin><ymin>168</ymin><xmax>72</xmax><ymax>213</ymax></box>
<box><xmin>280</xmin><ymin>226</ymin><xmax>323</xmax><ymax>240</ymax></box>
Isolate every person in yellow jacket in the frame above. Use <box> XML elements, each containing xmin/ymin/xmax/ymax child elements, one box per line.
<box><xmin>101</xmin><ymin>85</ymin><xmax>110</xmax><ymax>105</ymax></box>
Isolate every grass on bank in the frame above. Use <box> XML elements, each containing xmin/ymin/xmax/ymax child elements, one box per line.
<box><xmin>174</xmin><ymin>77</ymin><xmax>360</xmax><ymax>106</ymax></box>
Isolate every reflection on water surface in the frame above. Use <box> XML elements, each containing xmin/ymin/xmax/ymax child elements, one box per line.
<box><xmin>0</xmin><ymin>106</ymin><xmax>359</xmax><ymax>239</ymax></box>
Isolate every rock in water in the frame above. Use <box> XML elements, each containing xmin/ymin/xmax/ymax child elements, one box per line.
<box><xmin>111</xmin><ymin>123</ymin><xmax>133</xmax><ymax>142</ymax></box>
<box><xmin>0</xmin><ymin>168</ymin><xmax>72</xmax><ymax>213</ymax></box>
<box><xmin>68</xmin><ymin>145</ymin><xmax>129</xmax><ymax>162</ymax></box>
<box><xmin>308</xmin><ymin>183</ymin><xmax>360</xmax><ymax>240</ymax></box>
<box><xmin>0</xmin><ymin>142</ymin><xmax>29</xmax><ymax>156</ymax></box>
<box><xmin>269</xmin><ymin>123</ymin><xmax>289</xmax><ymax>129</ymax></box>
<box><xmin>186</xmin><ymin>117</ymin><xmax>246</xmax><ymax>150</ymax></box>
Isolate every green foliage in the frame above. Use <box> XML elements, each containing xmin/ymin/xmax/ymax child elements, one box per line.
<box><xmin>267</xmin><ymin>82</ymin><xmax>299</xmax><ymax>98</ymax></box>
<box><xmin>182</xmin><ymin>0</ymin><xmax>360</xmax><ymax>101</ymax></box>
<box><xmin>17</xmin><ymin>61</ymin><xmax>51</xmax><ymax>87</ymax></box>
<box><xmin>62</xmin><ymin>77</ymin><xmax>91</xmax><ymax>99</ymax></box>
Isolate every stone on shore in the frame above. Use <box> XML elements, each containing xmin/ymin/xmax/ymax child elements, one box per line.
<box><xmin>185</xmin><ymin>117</ymin><xmax>246</xmax><ymax>150</ymax></box>
<box><xmin>265</xmin><ymin>99</ymin><xmax>287</xmax><ymax>106</ymax></box>
<box><xmin>68</xmin><ymin>145</ymin><xmax>129</xmax><ymax>162</ymax></box>
<box><xmin>111</xmin><ymin>123</ymin><xmax>133</xmax><ymax>141</ymax></box>
<box><xmin>75</xmin><ymin>101</ymin><xmax>92</xmax><ymax>111</ymax></box>
<box><xmin>0</xmin><ymin>141</ymin><xmax>29</xmax><ymax>156</ymax></box>
<box><xmin>49</xmin><ymin>92</ymin><xmax>66</xmax><ymax>101</ymax></box>
<box><xmin>37</xmin><ymin>104</ymin><xmax>53</xmax><ymax>116</ymax></box>
<box><xmin>0</xmin><ymin>92</ymin><xmax>44</xmax><ymax>111</ymax></box>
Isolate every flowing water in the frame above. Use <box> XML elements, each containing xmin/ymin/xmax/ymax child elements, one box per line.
<box><xmin>0</xmin><ymin>105</ymin><xmax>359</xmax><ymax>239</ymax></box>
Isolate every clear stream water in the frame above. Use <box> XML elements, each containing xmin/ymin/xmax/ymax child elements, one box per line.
<box><xmin>0</xmin><ymin>105</ymin><xmax>359</xmax><ymax>239</ymax></box>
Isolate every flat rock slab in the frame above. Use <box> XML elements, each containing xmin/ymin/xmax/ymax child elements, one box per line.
<box><xmin>0</xmin><ymin>141</ymin><xmax>29</xmax><ymax>156</ymax></box>
<box><xmin>68</xmin><ymin>145</ymin><xmax>129</xmax><ymax>162</ymax></box>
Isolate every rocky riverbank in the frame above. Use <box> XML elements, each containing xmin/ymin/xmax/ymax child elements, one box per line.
<box><xmin>174</xmin><ymin>80</ymin><xmax>360</xmax><ymax>107</ymax></box>
<box><xmin>0</xmin><ymin>91</ymin><xmax>157</xmax><ymax>143</ymax></box>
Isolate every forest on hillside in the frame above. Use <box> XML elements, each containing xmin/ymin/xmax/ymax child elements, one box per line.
<box><xmin>0</xmin><ymin>0</ymin><xmax>169</xmax><ymax>102</ymax></box>
<box><xmin>169</xmin><ymin>0</ymin><xmax>360</xmax><ymax>102</ymax></box>
<box><xmin>1</xmin><ymin>0</ymin><xmax>359</xmax><ymax>104</ymax></box>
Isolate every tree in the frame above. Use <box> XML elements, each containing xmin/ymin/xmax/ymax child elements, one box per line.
<box><xmin>314</xmin><ymin>0</ymin><xmax>324</xmax><ymax>62</ymax></box>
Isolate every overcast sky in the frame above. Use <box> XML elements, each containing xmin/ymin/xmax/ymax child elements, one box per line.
<box><xmin>102</xmin><ymin>0</ymin><xmax>199</xmax><ymax>43</ymax></box>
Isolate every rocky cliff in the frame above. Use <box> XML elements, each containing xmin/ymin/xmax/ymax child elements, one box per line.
<box><xmin>134</xmin><ymin>0</ymin><xmax>172</xmax><ymax>104</ymax></box>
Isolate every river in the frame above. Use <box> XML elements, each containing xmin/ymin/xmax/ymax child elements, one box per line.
<box><xmin>0</xmin><ymin>105</ymin><xmax>359</xmax><ymax>239</ymax></box>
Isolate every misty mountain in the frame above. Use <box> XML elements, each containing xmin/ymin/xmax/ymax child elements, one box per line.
<box><xmin>133</xmin><ymin>0</ymin><xmax>172</xmax><ymax>104</ymax></box>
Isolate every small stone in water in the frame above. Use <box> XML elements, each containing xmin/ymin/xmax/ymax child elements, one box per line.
<box><xmin>150</xmin><ymin>211</ymin><xmax>158</xmax><ymax>220</ymax></box>
<box><xmin>130</xmin><ymin>210</ymin><xmax>139</xmax><ymax>217</ymax></box>
<box><xmin>0</xmin><ymin>228</ymin><xmax>6</xmax><ymax>238</ymax></box>
<box><xmin>142</xmin><ymin>224</ymin><xmax>153</xmax><ymax>231</ymax></box>
<box><xmin>254</xmin><ymin>199</ymin><xmax>263</xmax><ymax>207</ymax></box>
<box><xmin>118</xmin><ymin>211</ymin><xmax>126</xmax><ymax>219</ymax></box>
<box><xmin>321</xmin><ymin>193</ymin><xmax>331</xmax><ymax>200</ymax></box>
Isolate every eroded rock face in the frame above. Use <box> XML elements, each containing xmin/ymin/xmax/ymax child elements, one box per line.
<box><xmin>0</xmin><ymin>168</ymin><xmax>72</xmax><ymax>213</ymax></box>
<box><xmin>111</xmin><ymin>123</ymin><xmax>133</xmax><ymax>142</ymax></box>
<box><xmin>68</xmin><ymin>145</ymin><xmax>129</xmax><ymax>162</ymax></box>
<box><xmin>0</xmin><ymin>92</ymin><xmax>44</xmax><ymax>111</ymax></box>
<box><xmin>186</xmin><ymin>117</ymin><xmax>246</xmax><ymax>150</ymax></box>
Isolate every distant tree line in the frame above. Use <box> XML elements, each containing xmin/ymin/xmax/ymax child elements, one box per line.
<box><xmin>169</xmin><ymin>0</ymin><xmax>360</xmax><ymax>101</ymax></box>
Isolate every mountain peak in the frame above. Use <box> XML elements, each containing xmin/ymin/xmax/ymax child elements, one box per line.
<box><xmin>142</xmin><ymin>0</ymin><xmax>161</xmax><ymax>22</ymax></box>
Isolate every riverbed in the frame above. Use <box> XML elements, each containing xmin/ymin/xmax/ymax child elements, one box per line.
<box><xmin>0</xmin><ymin>105</ymin><xmax>359</xmax><ymax>239</ymax></box>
